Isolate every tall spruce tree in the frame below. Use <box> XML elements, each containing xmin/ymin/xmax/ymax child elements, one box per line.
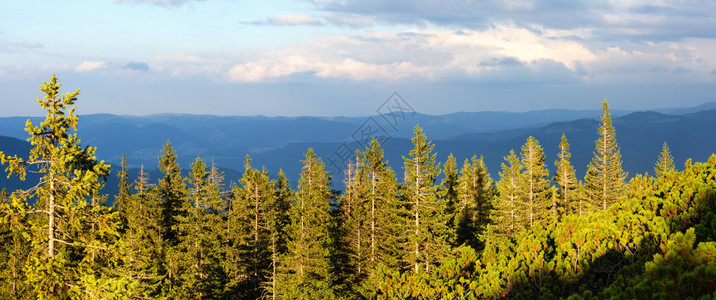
<box><xmin>441</xmin><ymin>154</ymin><xmax>460</xmax><ymax>245</ymax></box>
<box><xmin>0</xmin><ymin>75</ymin><xmax>121</xmax><ymax>298</ymax></box>
<box><xmin>227</xmin><ymin>155</ymin><xmax>276</xmax><ymax>298</ymax></box>
<box><xmin>154</xmin><ymin>141</ymin><xmax>188</xmax><ymax>295</ymax></box>
<box><xmin>265</xmin><ymin>169</ymin><xmax>293</xmax><ymax>299</ymax></box>
<box><xmin>654</xmin><ymin>142</ymin><xmax>676</xmax><ymax>178</ymax></box>
<box><xmin>171</xmin><ymin>157</ymin><xmax>224</xmax><ymax>299</ymax></box>
<box><xmin>584</xmin><ymin>99</ymin><xmax>627</xmax><ymax>211</ymax></box>
<box><xmin>362</xmin><ymin>138</ymin><xmax>402</xmax><ymax>273</ymax></box>
<box><xmin>519</xmin><ymin>136</ymin><xmax>551</xmax><ymax>228</ymax></box>
<box><xmin>401</xmin><ymin>125</ymin><xmax>450</xmax><ymax>273</ymax></box>
<box><xmin>117</xmin><ymin>165</ymin><xmax>163</xmax><ymax>297</ymax></box>
<box><xmin>456</xmin><ymin>155</ymin><xmax>495</xmax><ymax>250</ymax></box>
<box><xmin>493</xmin><ymin>150</ymin><xmax>522</xmax><ymax>237</ymax></box>
<box><xmin>554</xmin><ymin>134</ymin><xmax>578</xmax><ymax>217</ymax></box>
<box><xmin>279</xmin><ymin>148</ymin><xmax>334</xmax><ymax>298</ymax></box>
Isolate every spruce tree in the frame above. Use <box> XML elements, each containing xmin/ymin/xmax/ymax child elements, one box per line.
<box><xmin>584</xmin><ymin>99</ymin><xmax>627</xmax><ymax>211</ymax></box>
<box><xmin>154</xmin><ymin>141</ymin><xmax>188</xmax><ymax>295</ymax></box>
<box><xmin>362</xmin><ymin>138</ymin><xmax>402</xmax><ymax>273</ymax></box>
<box><xmin>456</xmin><ymin>155</ymin><xmax>495</xmax><ymax>250</ymax></box>
<box><xmin>493</xmin><ymin>150</ymin><xmax>522</xmax><ymax>236</ymax></box>
<box><xmin>265</xmin><ymin>169</ymin><xmax>293</xmax><ymax>299</ymax></box>
<box><xmin>441</xmin><ymin>154</ymin><xmax>460</xmax><ymax>246</ymax></box>
<box><xmin>654</xmin><ymin>141</ymin><xmax>675</xmax><ymax>178</ymax></box>
<box><xmin>227</xmin><ymin>155</ymin><xmax>276</xmax><ymax>298</ymax></box>
<box><xmin>118</xmin><ymin>165</ymin><xmax>163</xmax><ymax>297</ymax></box>
<box><xmin>279</xmin><ymin>148</ymin><xmax>334</xmax><ymax>298</ymax></box>
<box><xmin>171</xmin><ymin>157</ymin><xmax>225</xmax><ymax>299</ymax></box>
<box><xmin>0</xmin><ymin>75</ymin><xmax>120</xmax><ymax>298</ymax></box>
<box><xmin>519</xmin><ymin>136</ymin><xmax>550</xmax><ymax>228</ymax></box>
<box><xmin>401</xmin><ymin>125</ymin><xmax>450</xmax><ymax>273</ymax></box>
<box><xmin>554</xmin><ymin>134</ymin><xmax>578</xmax><ymax>217</ymax></box>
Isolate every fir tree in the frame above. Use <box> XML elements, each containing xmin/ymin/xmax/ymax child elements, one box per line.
<box><xmin>584</xmin><ymin>99</ymin><xmax>627</xmax><ymax>211</ymax></box>
<box><xmin>401</xmin><ymin>125</ymin><xmax>451</xmax><ymax>273</ymax></box>
<box><xmin>554</xmin><ymin>134</ymin><xmax>578</xmax><ymax>217</ymax></box>
<box><xmin>279</xmin><ymin>148</ymin><xmax>335</xmax><ymax>298</ymax></box>
<box><xmin>654</xmin><ymin>141</ymin><xmax>675</xmax><ymax>178</ymax></box>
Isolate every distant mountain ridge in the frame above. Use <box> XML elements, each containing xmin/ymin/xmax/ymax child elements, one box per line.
<box><xmin>1</xmin><ymin>102</ymin><xmax>715</xmax><ymax>193</ymax></box>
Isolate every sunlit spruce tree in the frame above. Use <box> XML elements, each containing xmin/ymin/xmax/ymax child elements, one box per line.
<box><xmin>654</xmin><ymin>141</ymin><xmax>676</xmax><ymax>178</ymax></box>
<box><xmin>518</xmin><ymin>136</ymin><xmax>550</xmax><ymax>228</ymax></box>
<box><xmin>553</xmin><ymin>134</ymin><xmax>579</xmax><ymax>217</ymax></box>
<box><xmin>116</xmin><ymin>164</ymin><xmax>163</xmax><ymax>297</ymax></box>
<box><xmin>401</xmin><ymin>125</ymin><xmax>451</xmax><ymax>273</ymax></box>
<box><xmin>171</xmin><ymin>157</ymin><xmax>225</xmax><ymax>299</ymax></box>
<box><xmin>226</xmin><ymin>155</ymin><xmax>276</xmax><ymax>298</ymax></box>
<box><xmin>278</xmin><ymin>148</ymin><xmax>334</xmax><ymax>298</ymax></box>
<box><xmin>584</xmin><ymin>99</ymin><xmax>627</xmax><ymax>211</ymax></box>
<box><xmin>154</xmin><ymin>141</ymin><xmax>188</xmax><ymax>295</ymax></box>
<box><xmin>493</xmin><ymin>150</ymin><xmax>522</xmax><ymax>237</ymax></box>
<box><xmin>0</xmin><ymin>75</ymin><xmax>121</xmax><ymax>298</ymax></box>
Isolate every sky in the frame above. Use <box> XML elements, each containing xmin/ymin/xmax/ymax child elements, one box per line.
<box><xmin>1</xmin><ymin>0</ymin><xmax>716</xmax><ymax>117</ymax></box>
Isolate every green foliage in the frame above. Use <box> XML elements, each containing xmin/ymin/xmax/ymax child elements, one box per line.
<box><xmin>519</xmin><ymin>136</ymin><xmax>551</xmax><ymax>228</ymax></box>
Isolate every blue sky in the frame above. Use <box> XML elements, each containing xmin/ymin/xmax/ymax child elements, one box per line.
<box><xmin>1</xmin><ymin>0</ymin><xmax>715</xmax><ymax>116</ymax></box>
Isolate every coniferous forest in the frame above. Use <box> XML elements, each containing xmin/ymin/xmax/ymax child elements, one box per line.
<box><xmin>1</xmin><ymin>77</ymin><xmax>715</xmax><ymax>299</ymax></box>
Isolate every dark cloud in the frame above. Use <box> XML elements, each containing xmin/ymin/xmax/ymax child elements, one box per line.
<box><xmin>124</xmin><ymin>61</ymin><xmax>149</xmax><ymax>72</ymax></box>
<box><xmin>479</xmin><ymin>57</ymin><xmax>522</xmax><ymax>67</ymax></box>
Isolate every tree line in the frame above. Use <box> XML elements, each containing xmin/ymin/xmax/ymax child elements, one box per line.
<box><xmin>1</xmin><ymin>76</ymin><xmax>714</xmax><ymax>299</ymax></box>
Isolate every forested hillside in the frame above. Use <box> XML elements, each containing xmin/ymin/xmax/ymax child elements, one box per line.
<box><xmin>1</xmin><ymin>77</ymin><xmax>715</xmax><ymax>299</ymax></box>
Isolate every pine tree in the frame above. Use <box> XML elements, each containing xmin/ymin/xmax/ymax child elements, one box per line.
<box><xmin>0</xmin><ymin>75</ymin><xmax>120</xmax><ymax>298</ymax></box>
<box><xmin>584</xmin><ymin>99</ymin><xmax>627</xmax><ymax>211</ymax></box>
<box><xmin>456</xmin><ymin>155</ymin><xmax>495</xmax><ymax>250</ymax></box>
<box><xmin>554</xmin><ymin>134</ymin><xmax>578</xmax><ymax>217</ymax></box>
<box><xmin>341</xmin><ymin>151</ymin><xmax>370</xmax><ymax>285</ymax></box>
<box><xmin>654</xmin><ymin>142</ymin><xmax>675</xmax><ymax>178</ymax></box>
<box><xmin>401</xmin><ymin>125</ymin><xmax>451</xmax><ymax>273</ymax></box>
<box><xmin>279</xmin><ymin>148</ymin><xmax>335</xmax><ymax>298</ymax></box>
<box><xmin>493</xmin><ymin>150</ymin><xmax>522</xmax><ymax>237</ymax></box>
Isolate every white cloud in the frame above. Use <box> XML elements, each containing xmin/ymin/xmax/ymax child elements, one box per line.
<box><xmin>75</xmin><ymin>61</ymin><xmax>109</xmax><ymax>73</ymax></box>
<box><xmin>269</xmin><ymin>14</ymin><xmax>322</xmax><ymax>26</ymax></box>
<box><xmin>107</xmin><ymin>0</ymin><xmax>204</xmax><ymax>8</ymax></box>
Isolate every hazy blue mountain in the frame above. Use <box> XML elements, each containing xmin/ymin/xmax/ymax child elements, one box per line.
<box><xmin>2</xmin><ymin>103</ymin><xmax>715</xmax><ymax>195</ymax></box>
